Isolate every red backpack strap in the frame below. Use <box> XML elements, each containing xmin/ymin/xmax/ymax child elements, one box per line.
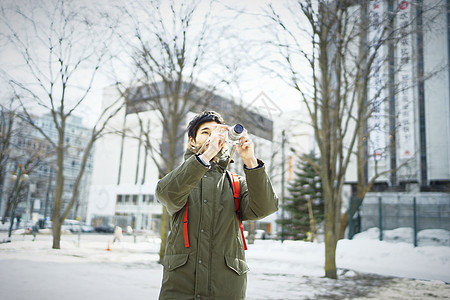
<box><xmin>183</xmin><ymin>197</ymin><xmax>189</xmax><ymax>248</ymax></box>
<box><xmin>228</xmin><ymin>171</ymin><xmax>248</xmax><ymax>250</ymax></box>
<box><xmin>229</xmin><ymin>172</ymin><xmax>241</xmax><ymax>211</ymax></box>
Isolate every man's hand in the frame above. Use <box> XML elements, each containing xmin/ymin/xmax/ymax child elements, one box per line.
<box><xmin>236</xmin><ymin>129</ymin><xmax>258</xmax><ymax>168</ymax></box>
<box><xmin>199</xmin><ymin>124</ymin><xmax>228</xmax><ymax>162</ymax></box>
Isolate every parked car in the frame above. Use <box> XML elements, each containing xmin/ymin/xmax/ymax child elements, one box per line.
<box><xmin>81</xmin><ymin>224</ymin><xmax>94</xmax><ymax>233</ymax></box>
<box><xmin>61</xmin><ymin>219</ymin><xmax>81</xmax><ymax>233</ymax></box>
<box><xmin>94</xmin><ymin>224</ymin><xmax>115</xmax><ymax>233</ymax></box>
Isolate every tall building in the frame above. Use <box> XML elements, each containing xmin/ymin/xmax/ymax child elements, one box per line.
<box><xmin>344</xmin><ymin>0</ymin><xmax>449</xmax><ymax>233</ymax></box>
<box><xmin>344</xmin><ymin>0</ymin><xmax>449</xmax><ymax>192</ymax></box>
<box><xmin>0</xmin><ymin>112</ymin><xmax>94</xmax><ymax>224</ymax></box>
<box><xmin>34</xmin><ymin>113</ymin><xmax>94</xmax><ymax>221</ymax></box>
<box><xmin>272</xmin><ymin>1</ymin><xmax>449</xmax><ymax>236</ymax></box>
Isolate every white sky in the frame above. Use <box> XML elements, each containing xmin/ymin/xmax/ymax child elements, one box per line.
<box><xmin>0</xmin><ymin>0</ymin><xmax>305</xmax><ymax>127</ymax></box>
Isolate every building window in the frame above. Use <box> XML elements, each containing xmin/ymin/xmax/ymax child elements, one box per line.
<box><xmin>132</xmin><ymin>195</ymin><xmax>138</xmax><ymax>205</ymax></box>
<box><xmin>141</xmin><ymin>194</ymin><xmax>154</xmax><ymax>204</ymax></box>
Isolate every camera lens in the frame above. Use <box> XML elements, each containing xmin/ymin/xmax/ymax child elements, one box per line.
<box><xmin>233</xmin><ymin>124</ymin><xmax>244</xmax><ymax>134</ymax></box>
<box><xmin>228</xmin><ymin>124</ymin><xmax>244</xmax><ymax>141</ymax></box>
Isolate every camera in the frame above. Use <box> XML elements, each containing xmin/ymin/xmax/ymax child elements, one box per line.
<box><xmin>227</xmin><ymin>124</ymin><xmax>244</xmax><ymax>143</ymax></box>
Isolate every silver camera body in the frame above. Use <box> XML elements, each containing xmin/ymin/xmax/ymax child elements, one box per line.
<box><xmin>227</xmin><ymin>124</ymin><xmax>244</xmax><ymax>144</ymax></box>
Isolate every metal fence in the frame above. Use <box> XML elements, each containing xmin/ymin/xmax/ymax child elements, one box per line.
<box><xmin>348</xmin><ymin>192</ymin><xmax>450</xmax><ymax>246</ymax></box>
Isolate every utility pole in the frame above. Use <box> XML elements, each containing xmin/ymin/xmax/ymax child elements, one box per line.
<box><xmin>44</xmin><ymin>168</ymin><xmax>53</xmax><ymax>226</ymax></box>
<box><xmin>281</xmin><ymin>130</ymin><xmax>286</xmax><ymax>243</ymax></box>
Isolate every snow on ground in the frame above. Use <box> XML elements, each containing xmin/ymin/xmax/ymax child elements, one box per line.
<box><xmin>0</xmin><ymin>228</ymin><xmax>449</xmax><ymax>299</ymax></box>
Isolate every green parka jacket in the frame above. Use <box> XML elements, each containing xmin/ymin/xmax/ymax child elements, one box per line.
<box><xmin>156</xmin><ymin>149</ymin><xmax>278</xmax><ymax>300</ymax></box>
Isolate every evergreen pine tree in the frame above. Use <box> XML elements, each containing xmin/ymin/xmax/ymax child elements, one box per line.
<box><xmin>277</xmin><ymin>152</ymin><xmax>324</xmax><ymax>240</ymax></box>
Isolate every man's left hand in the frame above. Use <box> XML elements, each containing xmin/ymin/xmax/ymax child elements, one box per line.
<box><xmin>236</xmin><ymin>129</ymin><xmax>258</xmax><ymax>168</ymax></box>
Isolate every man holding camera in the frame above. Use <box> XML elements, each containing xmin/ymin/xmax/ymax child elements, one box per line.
<box><xmin>156</xmin><ymin>111</ymin><xmax>278</xmax><ymax>299</ymax></box>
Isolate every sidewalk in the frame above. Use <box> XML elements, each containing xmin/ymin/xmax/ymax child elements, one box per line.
<box><xmin>0</xmin><ymin>232</ymin><xmax>449</xmax><ymax>299</ymax></box>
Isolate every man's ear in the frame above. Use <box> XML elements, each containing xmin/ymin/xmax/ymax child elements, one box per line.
<box><xmin>188</xmin><ymin>136</ymin><xmax>196</xmax><ymax>148</ymax></box>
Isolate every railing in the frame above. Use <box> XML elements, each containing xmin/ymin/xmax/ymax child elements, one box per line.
<box><xmin>348</xmin><ymin>193</ymin><xmax>450</xmax><ymax>247</ymax></box>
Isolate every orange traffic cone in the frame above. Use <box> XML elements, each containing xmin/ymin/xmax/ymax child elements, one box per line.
<box><xmin>106</xmin><ymin>241</ymin><xmax>111</xmax><ymax>251</ymax></box>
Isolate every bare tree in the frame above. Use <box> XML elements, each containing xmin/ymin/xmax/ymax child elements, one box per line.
<box><xmin>266</xmin><ymin>1</ymin><xmax>369</xmax><ymax>279</ymax></box>
<box><xmin>0</xmin><ymin>99</ymin><xmax>15</xmax><ymax>209</ymax></box>
<box><xmin>0</xmin><ymin>0</ymin><xmax>123</xmax><ymax>249</ymax></box>
<box><xmin>111</xmin><ymin>0</ymin><xmax>244</xmax><ymax>262</ymax></box>
<box><xmin>0</xmin><ymin>99</ymin><xmax>54</xmax><ymax>224</ymax></box>
<box><xmin>265</xmin><ymin>0</ymin><xmax>444</xmax><ymax>279</ymax></box>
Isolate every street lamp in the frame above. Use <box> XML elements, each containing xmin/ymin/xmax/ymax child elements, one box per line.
<box><xmin>7</xmin><ymin>164</ymin><xmax>29</xmax><ymax>240</ymax></box>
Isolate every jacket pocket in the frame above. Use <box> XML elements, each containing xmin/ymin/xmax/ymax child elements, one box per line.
<box><xmin>225</xmin><ymin>256</ymin><xmax>249</xmax><ymax>276</ymax></box>
<box><xmin>164</xmin><ymin>253</ymin><xmax>189</xmax><ymax>271</ymax></box>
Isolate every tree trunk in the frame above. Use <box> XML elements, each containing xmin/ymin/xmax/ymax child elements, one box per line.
<box><xmin>52</xmin><ymin>187</ymin><xmax>63</xmax><ymax>249</ymax></box>
<box><xmin>324</xmin><ymin>228</ymin><xmax>338</xmax><ymax>279</ymax></box>
<box><xmin>323</xmin><ymin>171</ymin><xmax>338</xmax><ymax>279</ymax></box>
<box><xmin>2</xmin><ymin>198</ymin><xmax>12</xmax><ymax>223</ymax></box>
<box><xmin>307</xmin><ymin>198</ymin><xmax>317</xmax><ymax>241</ymax></box>
<box><xmin>52</xmin><ymin>137</ymin><xmax>65</xmax><ymax>249</ymax></box>
<box><xmin>52</xmin><ymin>217</ymin><xmax>61</xmax><ymax>249</ymax></box>
<box><xmin>338</xmin><ymin>212</ymin><xmax>349</xmax><ymax>240</ymax></box>
<box><xmin>324</xmin><ymin>182</ymin><xmax>338</xmax><ymax>278</ymax></box>
<box><xmin>247</xmin><ymin>221</ymin><xmax>256</xmax><ymax>245</ymax></box>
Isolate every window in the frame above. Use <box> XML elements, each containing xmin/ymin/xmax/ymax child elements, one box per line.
<box><xmin>132</xmin><ymin>195</ymin><xmax>138</xmax><ymax>205</ymax></box>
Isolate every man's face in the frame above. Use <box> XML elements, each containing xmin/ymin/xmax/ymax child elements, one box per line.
<box><xmin>189</xmin><ymin>121</ymin><xmax>219</xmax><ymax>151</ymax></box>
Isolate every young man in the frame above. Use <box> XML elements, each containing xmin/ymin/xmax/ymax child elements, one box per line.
<box><xmin>156</xmin><ymin>111</ymin><xmax>278</xmax><ymax>299</ymax></box>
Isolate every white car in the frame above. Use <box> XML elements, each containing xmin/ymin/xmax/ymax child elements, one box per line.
<box><xmin>61</xmin><ymin>219</ymin><xmax>81</xmax><ymax>232</ymax></box>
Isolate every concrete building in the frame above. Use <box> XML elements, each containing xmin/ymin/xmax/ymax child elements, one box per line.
<box><xmin>86</xmin><ymin>82</ymin><xmax>278</xmax><ymax>235</ymax></box>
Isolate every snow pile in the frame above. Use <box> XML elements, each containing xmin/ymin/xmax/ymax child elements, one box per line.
<box><xmin>334</xmin><ymin>227</ymin><xmax>450</xmax><ymax>283</ymax></box>
<box><xmin>244</xmin><ymin>229</ymin><xmax>450</xmax><ymax>282</ymax></box>
<box><xmin>353</xmin><ymin>227</ymin><xmax>450</xmax><ymax>246</ymax></box>
<box><xmin>245</xmin><ymin>228</ymin><xmax>450</xmax><ymax>299</ymax></box>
